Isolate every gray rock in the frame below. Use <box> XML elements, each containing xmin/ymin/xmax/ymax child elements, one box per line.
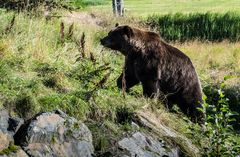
<box><xmin>0</xmin><ymin>109</ymin><xmax>9</xmax><ymax>132</ymax></box>
<box><xmin>0</xmin><ymin>109</ymin><xmax>27</xmax><ymax>157</ymax></box>
<box><xmin>14</xmin><ymin>110</ymin><xmax>94</xmax><ymax>157</ymax></box>
<box><xmin>118</xmin><ymin>132</ymin><xmax>178</xmax><ymax>157</ymax></box>
<box><xmin>0</xmin><ymin>109</ymin><xmax>13</xmax><ymax>151</ymax></box>
<box><xmin>133</xmin><ymin>110</ymin><xmax>200</xmax><ymax>157</ymax></box>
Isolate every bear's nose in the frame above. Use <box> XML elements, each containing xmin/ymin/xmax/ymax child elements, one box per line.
<box><xmin>100</xmin><ymin>38</ymin><xmax>104</xmax><ymax>45</ymax></box>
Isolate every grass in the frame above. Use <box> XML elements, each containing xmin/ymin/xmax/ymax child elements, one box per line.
<box><xmin>0</xmin><ymin>9</ymin><xmax>143</xmax><ymax>120</ymax></box>
<box><xmin>146</xmin><ymin>12</ymin><xmax>240</xmax><ymax>42</ymax></box>
<box><xmin>89</xmin><ymin>0</ymin><xmax>240</xmax><ymax>16</ymax></box>
<box><xmin>0</xmin><ymin>143</ymin><xmax>20</xmax><ymax>155</ymax></box>
<box><xmin>174</xmin><ymin>41</ymin><xmax>240</xmax><ymax>77</ymax></box>
<box><xmin>68</xmin><ymin>0</ymin><xmax>109</xmax><ymax>9</ymax></box>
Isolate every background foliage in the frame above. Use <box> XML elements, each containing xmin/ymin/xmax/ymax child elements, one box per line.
<box><xmin>146</xmin><ymin>12</ymin><xmax>240</xmax><ymax>42</ymax></box>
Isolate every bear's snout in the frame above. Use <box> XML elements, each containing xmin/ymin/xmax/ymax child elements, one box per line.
<box><xmin>100</xmin><ymin>37</ymin><xmax>112</xmax><ymax>48</ymax></box>
<box><xmin>100</xmin><ymin>38</ymin><xmax>105</xmax><ymax>45</ymax></box>
<box><xmin>100</xmin><ymin>37</ymin><xmax>107</xmax><ymax>46</ymax></box>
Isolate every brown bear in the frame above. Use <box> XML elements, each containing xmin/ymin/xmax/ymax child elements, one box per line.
<box><xmin>100</xmin><ymin>25</ymin><xmax>204</xmax><ymax>124</ymax></box>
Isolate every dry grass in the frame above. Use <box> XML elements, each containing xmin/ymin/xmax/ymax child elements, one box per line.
<box><xmin>173</xmin><ymin>41</ymin><xmax>240</xmax><ymax>85</ymax></box>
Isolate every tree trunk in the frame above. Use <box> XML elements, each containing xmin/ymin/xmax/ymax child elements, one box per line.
<box><xmin>112</xmin><ymin>0</ymin><xmax>124</xmax><ymax>16</ymax></box>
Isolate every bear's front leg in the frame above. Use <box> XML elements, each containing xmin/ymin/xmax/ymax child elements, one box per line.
<box><xmin>142</xmin><ymin>80</ymin><xmax>159</xmax><ymax>98</ymax></box>
<box><xmin>117</xmin><ymin>72</ymin><xmax>140</xmax><ymax>92</ymax></box>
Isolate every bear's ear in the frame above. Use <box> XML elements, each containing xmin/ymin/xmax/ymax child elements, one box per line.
<box><xmin>115</xmin><ymin>23</ymin><xmax>119</xmax><ymax>27</ymax></box>
<box><xmin>123</xmin><ymin>26</ymin><xmax>133</xmax><ymax>39</ymax></box>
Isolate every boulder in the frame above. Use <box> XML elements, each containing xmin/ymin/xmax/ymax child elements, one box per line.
<box><xmin>14</xmin><ymin>110</ymin><xmax>94</xmax><ymax>157</ymax></box>
<box><xmin>118</xmin><ymin>132</ymin><xmax>179</xmax><ymax>157</ymax></box>
<box><xmin>0</xmin><ymin>109</ymin><xmax>13</xmax><ymax>151</ymax></box>
<box><xmin>0</xmin><ymin>132</ymin><xmax>11</xmax><ymax>153</ymax></box>
<box><xmin>133</xmin><ymin>110</ymin><xmax>200</xmax><ymax>157</ymax></box>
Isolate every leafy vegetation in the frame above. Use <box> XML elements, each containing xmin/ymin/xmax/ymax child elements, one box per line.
<box><xmin>0</xmin><ymin>143</ymin><xmax>20</xmax><ymax>155</ymax></box>
<box><xmin>203</xmin><ymin>81</ymin><xmax>240</xmax><ymax>130</ymax></box>
<box><xmin>187</xmin><ymin>82</ymin><xmax>240</xmax><ymax>156</ymax></box>
<box><xmin>202</xmin><ymin>87</ymin><xmax>240</xmax><ymax>156</ymax></box>
<box><xmin>0</xmin><ymin>0</ymin><xmax>108</xmax><ymax>10</ymax></box>
<box><xmin>0</xmin><ymin>0</ymin><xmax>69</xmax><ymax>10</ymax></box>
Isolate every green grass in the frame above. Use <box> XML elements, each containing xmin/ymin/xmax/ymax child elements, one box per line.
<box><xmin>90</xmin><ymin>0</ymin><xmax>240</xmax><ymax>16</ymax></box>
<box><xmin>70</xmin><ymin>0</ymin><xmax>109</xmax><ymax>9</ymax></box>
<box><xmin>0</xmin><ymin>10</ymin><xmax>144</xmax><ymax>120</ymax></box>
<box><xmin>146</xmin><ymin>12</ymin><xmax>240</xmax><ymax>42</ymax></box>
<box><xmin>0</xmin><ymin>143</ymin><xmax>20</xmax><ymax>155</ymax></box>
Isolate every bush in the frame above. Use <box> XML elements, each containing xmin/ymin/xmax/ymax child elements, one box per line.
<box><xmin>203</xmin><ymin>81</ymin><xmax>240</xmax><ymax>130</ymax></box>
<box><xmin>15</xmin><ymin>90</ymin><xmax>40</xmax><ymax>119</ymax></box>
<box><xmin>0</xmin><ymin>0</ymin><xmax>77</xmax><ymax>11</ymax></box>
<box><xmin>0</xmin><ymin>0</ymin><xmax>107</xmax><ymax>10</ymax></box>
<box><xmin>146</xmin><ymin>12</ymin><xmax>240</xmax><ymax>42</ymax></box>
<box><xmin>201</xmin><ymin>86</ymin><xmax>240</xmax><ymax>156</ymax></box>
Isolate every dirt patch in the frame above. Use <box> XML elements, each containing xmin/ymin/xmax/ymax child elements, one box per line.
<box><xmin>62</xmin><ymin>12</ymin><xmax>107</xmax><ymax>27</ymax></box>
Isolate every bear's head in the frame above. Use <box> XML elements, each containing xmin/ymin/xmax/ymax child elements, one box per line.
<box><xmin>100</xmin><ymin>25</ymin><xmax>133</xmax><ymax>55</ymax></box>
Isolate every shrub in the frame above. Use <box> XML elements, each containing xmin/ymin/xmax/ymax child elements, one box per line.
<box><xmin>201</xmin><ymin>85</ymin><xmax>240</xmax><ymax>156</ymax></box>
<box><xmin>203</xmin><ymin>82</ymin><xmax>240</xmax><ymax>130</ymax></box>
<box><xmin>1</xmin><ymin>0</ymin><xmax>79</xmax><ymax>11</ymax></box>
<box><xmin>15</xmin><ymin>90</ymin><xmax>40</xmax><ymax>119</ymax></box>
<box><xmin>0</xmin><ymin>0</ymin><xmax>107</xmax><ymax>10</ymax></box>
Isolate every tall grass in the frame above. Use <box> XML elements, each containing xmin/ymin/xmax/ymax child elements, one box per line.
<box><xmin>65</xmin><ymin>0</ymin><xmax>109</xmax><ymax>9</ymax></box>
<box><xmin>146</xmin><ymin>12</ymin><xmax>240</xmax><ymax>42</ymax></box>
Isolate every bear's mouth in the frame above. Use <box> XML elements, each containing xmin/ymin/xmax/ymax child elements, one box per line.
<box><xmin>100</xmin><ymin>38</ymin><xmax>116</xmax><ymax>49</ymax></box>
<box><xmin>100</xmin><ymin>37</ymin><xmax>122</xmax><ymax>51</ymax></box>
<box><xmin>100</xmin><ymin>38</ymin><xmax>111</xmax><ymax>47</ymax></box>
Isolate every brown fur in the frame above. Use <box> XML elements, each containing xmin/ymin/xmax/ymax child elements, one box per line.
<box><xmin>100</xmin><ymin>25</ymin><xmax>205</xmax><ymax>124</ymax></box>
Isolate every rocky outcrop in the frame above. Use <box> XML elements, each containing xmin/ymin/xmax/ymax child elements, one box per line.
<box><xmin>14</xmin><ymin>110</ymin><xmax>94</xmax><ymax>157</ymax></box>
<box><xmin>0</xmin><ymin>108</ymin><xmax>199</xmax><ymax>157</ymax></box>
<box><xmin>118</xmin><ymin>132</ymin><xmax>180</xmax><ymax>157</ymax></box>
<box><xmin>132</xmin><ymin>109</ymin><xmax>200</xmax><ymax>157</ymax></box>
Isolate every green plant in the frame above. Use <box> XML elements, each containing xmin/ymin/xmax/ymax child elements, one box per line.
<box><xmin>116</xmin><ymin>106</ymin><xmax>134</xmax><ymax>124</ymax></box>
<box><xmin>0</xmin><ymin>143</ymin><xmax>20</xmax><ymax>155</ymax></box>
<box><xmin>203</xmin><ymin>77</ymin><xmax>240</xmax><ymax>130</ymax></box>
<box><xmin>201</xmin><ymin>82</ymin><xmax>240</xmax><ymax>156</ymax></box>
<box><xmin>0</xmin><ymin>0</ymin><xmax>76</xmax><ymax>10</ymax></box>
<box><xmin>15</xmin><ymin>90</ymin><xmax>40</xmax><ymax>119</ymax></box>
<box><xmin>72</xmin><ymin>0</ymin><xmax>108</xmax><ymax>9</ymax></box>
